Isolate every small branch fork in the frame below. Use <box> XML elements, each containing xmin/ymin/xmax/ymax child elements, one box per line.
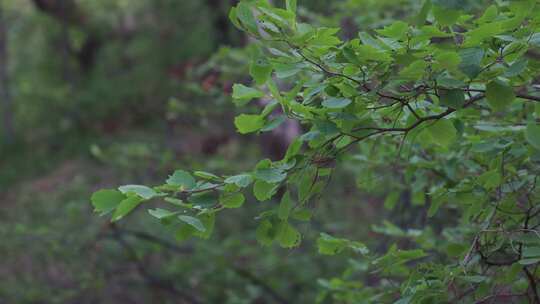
<box><xmin>290</xmin><ymin>44</ymin><xmax>540</xmax><ymax>301</ymax></box>
<box><xmin>281</xmin><ymin>41</ymin><xmax>540</xmax><ymax>158</ymax></box>
<box><xmin>102</xmin><ymin>225</ymin><xmax>292</xmax><ymax>304</ymax></box>
<box><xmin>459</xmin><ymin>196</ymin><xmax>540</xmax><ymax>303</ymax></box>
<box><xmin>271</xmin><ymin>31</ymin><xmax>540</xmax><ymax>302</ymax></box>
<box><xmin>254</xmin><ymin>31</ymin><xmax>540</xmax><ymax>166</ymax></box>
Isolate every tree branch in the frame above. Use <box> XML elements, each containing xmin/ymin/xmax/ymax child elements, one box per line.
<box><xmin>110</xmin><ymin>225</ymin><xmax>202</xmax><ymax>304</ymax></box>
<box><xmin>463</xmin><ymin>88</ymin><xmax>540</xmax><ymax>103</ymax></box>
<box><xmin>107</xmin><ymin>226</ymin><xmax>292</xmax><ymax>304</ymax></box>
<box><xmin>524</xmin><ymin>266</ymin><xmax>540</xmax><ymax>304</ymax></box>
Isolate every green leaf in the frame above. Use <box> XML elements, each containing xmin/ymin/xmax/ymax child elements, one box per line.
<box><xmin>413</xmin><ymin>0</ymin><xmax>432</xmax><ymax>26</ymax></box>
<box><xmin>322</xmin><ymin>97</ymin><xmax>351</xmax><ymax>109</ymax></box>
<box><xmin>118</xmin><ymin>185</ymin><xmax>157</xmax><ymax>200</ymax></box>
<box><xmin>278</xmin><ymin>192</ymin><xmax>292</xmax><ymax>220</ymax></box>
<box><xmin>436</xmin><ymin>75</ymin><xmax>465</xmax><ymax>88</ymax></box>
<box><xmin>174</xmin><ymin>214</ymin><xmax>214</xmax><ymax>241</ymax></box>
<box><xmin>232</xmin><ymin>84</ymin><xmax>265</xmax><ymax>106</ymax></box>
<box><xmin>220</xmin><ymin>193</ymin><xmax>245</xmax><ymax>208</ymax></box>
<box><xmin>178</xmin><ymin>215</ymin><xmax>206</xmax><ymax>232</ymax></box>
<box><xmin>486</xmin><ymin>80</ymin><xmax>515</xmax><ymax>111</ymax></box>
<box><xmin>112</xmin><ymin>196</ymin><xmax>144</xmax><ymax>222</ymax></box>
<box><xmin>432</xmin><ymin>0</ymin><xmax>466</xmax><ymax>10</ymax></box>
<box><xmin>228</xmin><ymin>7</ymin><xmax>241</xmax><ymax>30</ymax></box>
<box><xmin>531</xmin><ymin>33</ymin><xmax>540</xmax><ymax>47</ymax></box>
<box><xmin>194</xmin><ymin>171</ymin><xmax>221</xmax><ymax>181</ymax></box>
<box><xmin>256</xmin><ymin>220</ymin><xmax>276</xmax><ymax>246</ymax></box>
<box><xmin>166</xmin><ymin>170</ymin><xmax>196</xmax><ymax>190</ymax></box>
<box><xmin>193</xmin><ymin>214</ymin><xmax>215</xmax><ymax>239</ymax></box>
<box><xmin>446</xmin><ymin>243</ymin><xmax>467</xmax><ymax>257</ymax></box>
<box><xmin>175</xmin><ymin>224</ymin><xmax>195</xmax><ymax>241</ymax></box>
<box><xmin>523</xmin><ymin>246</ymin><xmax>540</xmax><ymax>258</ymax></box>
<box><xmin>261</xmin><ymin>116</ymin><xmax>285</xmax><ymax>132</ymax></box>
<box><xmin>478</xmin><ymin>169</ymin><xmax>502</xmax><ymax>190</ymax></box>
<box><xmin>311</xmin><ymin>27</ymin><xmax>341</xmax><ymax>47</ymax></box>
<box><xmin>254</xmin><ymin>168</ymin><xmax>287</xmax><ymax>183</ymax></box>
<box><xmin>291</xmin><ymin>208</ymin><xmax>312</xmax><ymax>221</ymax></box>
<box><xmin>297</xmin><ymin>170</ymin><xmax>315</xmax><ymax>203</ymax></box>
<box><xmin>459</xmin><ymin>48</ymin><xmax>484</xmax><ymax>79</ymax></box>
<box><xmin>383</xmin><ymin>191</ymin><xmax>400</xmax><ymax>210</ymax></box>
<box><xmin>355</xmin><ymin>44</ymin><xmax>392</xmax><ymax>62</ymax></box>
<box><xmin>317</xmin><ymin>233</ymin><xmax>348</xmax><ymax>255</ymax></box>
<box><xmin>285</xmin><ymin>0</ymin><xmax>297</xmax><ymax>13</ymax></box>
<box><xmin>428</xmin><ymin>196</ymin><xmax>445</xmax><ymax>217</ymax></box>
<box><xmin>434</xmin><ymin>51</ymin><xmax>461</xmax><ymax>70</ymax></box>
<box><xmin>464</xmin><ymin>22</ymin><xmax>503</xmax><ymax>46</ymax></box>
<box><xmin>91</xmin><ymin>189</ymin><xmax>125</xmax><ymax>215</ymax></box>
<box><xmin>236</xmin><ymin>2</ymin><xmax>258</xmax><ymax>33</ymax></box>
<box><xmin>273</xmin><ymin>62</ymin><xmax>303</xmax><ymax>78</ymax></box>
<box><xmin>284</xmin><ymin>138</ymin><xmax>302</xmax><ymax>161</ymax></box>
<box><xmin>372</xmin><ymin>245</ymin><xmax>426</xmax><ymax>270</ymax></box>
<box><xmin>509</xmin><ymin>0</ymin><xmax>535</xmax><ymax>17</ymax></box>
<box><xmin>317</xmin><ymin>233</ymin><xmax>368</xmax><ymax>255</ymax></box>
<box><xmin>250</xmin><ymin>58</ymin><xmax>273</xmax><ymax>85</ymax></box>
<box><xmin>277</xmin><ymin>221</ymin><xmax>301</xmax><ymax>248</ymax></box>
<box><xmin>416</xmin><ymin>25</ymin><xmax>451</xmax><ymax>40</ymax></box>
<box><xmin>424</xmin><ymin>119</ymin><xmax>457</xmax><ymax>147</ymax></box>
<box><xmin>253</xmin><ymin>180</ymin><xmax>278</xmax><ymax>201</ymax></box>
<box><xmin>188</xmin><ymin>192</ymin><xmax>217</xmax><ymax>209</ymax></box>
<box><xmin>148</xmin><ymin>208</ymin><xmax>179</xmax><ymax>219</ymax></box>
<box><xmin>477</xmin><ymin>5</ymin><xmax>497</xmax><ymax>24</ymax></box>
<box><xmin>261</xmin><ymin>100</ymin><xmax>278</xmax><ymax>117</ymax></box>
<box><xmin>164</xmin><ymin>197</ymin><xmax>189</xmax><ymax>207</ymax></box>
<box><xmin>504</xmin><ymin>58</ymin><xmax>528</xmax><ymax>77</ymax></box>
<box><xmin>225</xmin><ymin>174</ymin><xmax>253</xmax><ymax>188</ymax></box>
<box><xmin>399</xmin><ymin>60</ymin><xmax>427</xmax><ymax>80</ymax></box>
<box><xmin>234</xmin><ymin>114</ymin><xmax>265</xmax><ymax>134</ymax></box>
<box><xmin>439</xmin><ymin>89</ymin><xmax>465</xmax><ymax>109</ymax></box>
<box><xmin>519</xmin><ymin>258</ymin><xmax>540</xmax><ymax>265</ymax></box>
<box><xmin>525</xmin><ymin>123</ymin><xmax>540</xmax><ymax>150</ymax></box>
<box><xmin>372</xmin><ymin>221</ymin><xmax>405</xmax><ymax>237</ymax></box>
<box><xmin>376</xmin><ymin>21</ymin><xmax>408</xmax><ymax>39</ymax></box>
<box><xmin>432</xmin><ymin>5</ymin><xmax>461</xmax><ymax>26</ymax></box>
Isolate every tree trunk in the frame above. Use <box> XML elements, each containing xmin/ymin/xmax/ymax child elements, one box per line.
<box><xmin>31</xmin><ymin>0</ymin><xmax>102</xmax><ymax>73</ymax></box>
<box><xmin>0</xmin><ymin>2</ymin><xmax>14</xmax><ymax>144</ymax></box>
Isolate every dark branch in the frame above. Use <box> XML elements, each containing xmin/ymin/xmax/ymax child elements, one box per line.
<box><xmin>524</xmin><ymin>266</ymin><xmax>540</xmax><ymax>304</ymax></box>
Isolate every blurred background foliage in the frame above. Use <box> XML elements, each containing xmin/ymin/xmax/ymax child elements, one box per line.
<box><xmin>0</xmin><ymin>0</ymin><xmax>492</xmax><ymax>303</ymax></box>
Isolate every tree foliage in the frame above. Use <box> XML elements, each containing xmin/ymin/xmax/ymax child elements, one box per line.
<box><xmin>92</xmin><ymin>0</ymin><xmax>540</xmax><ymax>302</ymax></box>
